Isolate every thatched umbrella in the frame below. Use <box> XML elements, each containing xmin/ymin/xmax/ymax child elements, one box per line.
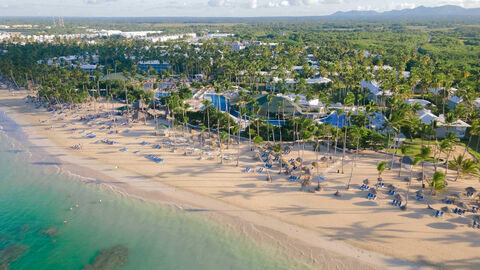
<box><xmin>441</xmin><ymin>206</ymin><xmax>451</xmax><ymax>213</ymax></box>
<box><xmin>369</xmin><ymin>188</ymin><xmax>377</xmax><ymax>195</ymax></box>
<box><xmin>291</xmin><ymin>160</ymin><xmax>301</xmax><ymax>168</ymax></box>
<box><xmin>402</xmin><ymin>156</ymin><xmax>414</xmax><ymax>166</ymax></box>
<box><xmin>296</xmin><ymin>157</ymin><xmax>303</xmax><ymax>163</ymax></box>
<box><xmin>387</xmin><ymin>184</ymin><xmax>396</xmax><ymax>191</ymax></box>
<box><xmin>472</xmin><ymin>215</ymin><xmax>480</xmax><ymax>222</ymax></box>
<box><xmin>363</xmin><ymin>179</ymin><xmax>369</xmax><ymax>185</ymax></box>
<box><xmin>449</xmin><ymin>192</ymin><xmax>461</xmax><ymax>198</ymax></box>
<box><xmin>457</xmin><ymin>202</ymin><xmax>467</xmax><ymax>209</ymax></box>
<box><xmin>416</xmin><ymin>190</ymin><xmax>424</xmax><ymax>197</ymax></box>
<box><xmin>466</xmin><ymin>187</ymin><xmax>477</xmax><ymax>194</ymax></box>
<box><xmin>394</xmin><ymin>193</ymin><xmax>404</xmax><ymax>202</ymax></box>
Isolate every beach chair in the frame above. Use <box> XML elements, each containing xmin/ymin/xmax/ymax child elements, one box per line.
<box><xmin>288</xmin><ymin>175</ymin><xmax>298</xmax><ymax>181</ymax></box>
<box><xmin>119</xmin><ymin>147</ymin><xmax>127</xmax><ymax>152</ymax></box>
<box><xmin>244</xmin><ymin>167</ymin><xmax>251</xmax><ymax>173</ymax></box>
<box><xmin>257</xmin><ymin>168</ymin><xmax>264</xmax><ymax>173</ymax></box>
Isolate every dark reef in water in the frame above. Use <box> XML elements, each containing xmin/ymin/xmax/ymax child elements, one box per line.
<box><xmin>83</xmin><ymin>245</ymin><xmax>129</xmax><ymax>270</ymax></box>
<box><xmin>42</xmin><ymin>226</ymin><xmax>61</xmax><ymax>238</ymax></box>
<box><xmin>0</xmin><ymin>244</ymin><xmax>29</xmax><ymax>270</ymax></box>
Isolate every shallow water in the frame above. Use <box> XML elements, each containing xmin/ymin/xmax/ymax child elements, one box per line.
<box><xmin>0</xmin><ymin>110</ymin><xmax>306</xmax><ymax>270</ymax></box>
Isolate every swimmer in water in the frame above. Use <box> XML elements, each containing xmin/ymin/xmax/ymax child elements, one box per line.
<box><xmin>63</xmin><ymin>220</ymin><xmax>68</xmax><ymax>224</ymax></box>
<box><xmin>98</xmin><ymin>199</ymin><xmax>102</xmax><ymax>203</ymax></box>
<box><xmin>69</xmin><ymin>207</ymin><xmax>73</xmax><ymax>211</ymax></box>
<box><xmin>75</xmin><ymin>203</ymin><xmax>79</xmax><ymax>208</ymax></box>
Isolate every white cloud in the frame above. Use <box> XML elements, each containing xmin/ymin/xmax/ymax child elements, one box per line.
<box><xmin>84</xmin><ymin>0</ymin><xmax>117</xmax><ymax>4</ymax></box>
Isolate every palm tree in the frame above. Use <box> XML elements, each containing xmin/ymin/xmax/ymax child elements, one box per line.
<box><xmin>403</xmin><ymin>157</ymin><xmax>421</xmax><ymax>210</ymax></box>
<box><xmin>219</xmin><ymin>131</ymin><xmax>228</xmax><ymax>164</ymax></box>
<box><xmin>377</xmin><ymin>161</ymin><xmax>389</xmax><ymax>179</ymax></box>
<box><xmin>202</xmin><ymin>99</ymin><xmax>212</xmax><ymax>137</ymax></box>
<box><xmin>430</xmin><ymin>171</ymin><xmax>446</xmax><ymax>195</ymax></box>
<box><xmin>398</xmin><ymin>143</ymin><xmax>411</xmax><ymax>177</ymax></box>
<box><xmin>448</xmin><ymin>155</ymin><xmax>480</xmax><ymax>181</ymax></box>
<box><xmin>439</xmin><ymin>134</ymin><xmax>454</xmax><ymax>177</ymax></box>
<box><xmin>266</xmin><ymin>94</ymin><xmax>273</xmax><ymax>142</ymax></box>
<box><xmin>417</xmin><ymin>145</ymin><xmax>432</xmax><ymax>187</ymax></box>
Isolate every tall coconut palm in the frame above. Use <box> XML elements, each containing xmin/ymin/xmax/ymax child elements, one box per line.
<box><xmin>219</xmin><ymin>131</ymin><xmax>228</xmax><ymax>164</ymax></box>
<box><xmin>398</xmin><ymin>143</ymin><xmax>411</xmax><ymax>177</ymax></box>
<box><xmin>417</xmin><ymin>145</ymin><xmax>432</xmax><ymax>187</ymax></box>
<box><xmin>430</xmin><ymin>171</ymin><xmax>446</xmax><ymax>195</ymax></box>
<box><xmin>202</xmin><ymin>99</ymin><xmax>212</xmax><ymax>136</ymax></box>
<box><xmin>449</xmin><ymin>155</ymin><xmax>480</xmax><ymax>181</ymax></box>
<box><xmin>377</xmin><ymin>161</ymin><xmax>389</xmax><ymax>179</ymax></box>
<box><xmin>403</xmin><ymin>157</ymin><xmax>421</xmax><ymax>210</ymax></box>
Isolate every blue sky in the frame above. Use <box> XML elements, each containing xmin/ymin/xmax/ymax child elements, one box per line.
<box><xmin>0</xmin><ymin>0</ymin><xmax>479</xmax><ymax>17</ymax></box>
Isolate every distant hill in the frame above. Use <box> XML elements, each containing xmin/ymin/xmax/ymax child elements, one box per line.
<box><xmin>328</xmin><ymin>5</ymin><xmax>480</xmax><ymax>20</ymax></box>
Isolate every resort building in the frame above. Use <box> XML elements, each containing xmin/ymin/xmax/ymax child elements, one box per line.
<box><xmin>416</xmin><ymin>109</ymin><xmax>470</xmax><ymax>138</ymax></box>
<box><xmin>447</xmin><ymin>95</ymin><xmax>463</xmax><ymax>110</ymax></box>
<box><xmin>139</xmin><ymin>61</ymin><xmax>169</xmax><ymax>73</ymax></box>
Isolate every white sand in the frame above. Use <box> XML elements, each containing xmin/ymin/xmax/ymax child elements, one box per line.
<box><xmin>2</xmin><ymin>90</ymin><xmax>479</xmax><ymax>269</ymax></box>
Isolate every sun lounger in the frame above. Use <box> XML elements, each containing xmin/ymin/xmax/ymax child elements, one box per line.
<box><xmin>145</xmin><ymin>154</ymin><xmax>164</xmax><ymax>163</ymax></box>
<box><xmin>140</xmin><ymin>141</ymin><xmax>149</xmax><ymax>146</ymax></box>
<box><xmin>119</xmin><ymin>147</ymin><xmax>127</xmax><ymax>152</ymax></box>
<box><xmin>265</xmin><ymin>164</ymin><xmax>273</xmax><ymax>169</ymax></box>
<box><xmin>442</xmin><ymin>198</ymin><xmax>453</xmax><ymax>204</ymax></box>
<box><xmin>244</xmin><ymin>167</ymin><xmax>251</xmax><ymax>173</ymax></box>
<box><xmin>257</xmin><ymin>168</ymin><xmax>264</xmax><ymax>173</ymax></box>
<box><xmin>288</xmin><ymin>175</ymin><xmax>298</xmax><ymax>181</ymax></box>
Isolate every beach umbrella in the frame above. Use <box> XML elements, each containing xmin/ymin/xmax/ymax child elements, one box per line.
<box><xmin>363</xmin><ymin>179</ymin><xmax>369</xmax><ymax>185</ymax></box>
<box><xmin>401</xmin><ymin>156</ymin><xmax>414</xmax><ymax>165</ymax></box>
<box><xmin>394</xmin><ymin>193</ymin><xmax>404</xmax><ymax>201</ymax></box>
<box><xmin>296</xmin><ymin>157</ymin><xmax>303</xmax><ymax>163</ymax></box>
<box><xmin>473</xmin><ymin>215</ymin><xmax>480</xmax><ymax>222</ymax></box>
<box><xmin>334</xmin><ymin>190</ymin><xmax>342</xmax><ymax>197</ymax></box>
<box><xmin>369</xmin><ymin>188</ymin><xmax>377</xmax><ymax>195</ymax></box>
<box><xmin>457</xmin><ymin>202</ymin><xmax>467</xmax><ymax>209</ymax></box>
<box><xmin>441</xmin><ymin>206</ymin><xmax>451</xmax><ymax>213</ymax></box>
<box><xmin>449</xmin><ymin>192</ymin><xmax>461</xmax><ymax>198</ymax></box>
<box><xmin>387</xmin><ymin>184</ymin><xmax>396</xmax><ymax>191</ymax></box>
<box><xmin>416</xmin><ymin>190</ymin><xmax>423</xmax><ymax>196</ymax></box>
<box><xmin>466</xmin><ymin>187</ymin><xmax>477</xmax><ymax>193</ymax></box>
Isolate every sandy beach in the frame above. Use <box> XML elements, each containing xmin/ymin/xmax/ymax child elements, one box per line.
<box><xmin>1</xmin><ymin>89</ymin><xmax>479</xmax><ymax>269</ymax></box>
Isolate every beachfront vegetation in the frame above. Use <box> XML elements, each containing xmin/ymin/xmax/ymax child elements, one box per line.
<box><xmin>0</xmin><ymin>18</ymin><xmax>479</xmax><ymax>185</ymax></box>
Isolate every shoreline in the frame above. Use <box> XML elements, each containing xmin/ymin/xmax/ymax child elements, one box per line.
<box><xmin>1</xmin><ymin>90</ymin><xmax>470</xmax><ymax>269</ymax></box>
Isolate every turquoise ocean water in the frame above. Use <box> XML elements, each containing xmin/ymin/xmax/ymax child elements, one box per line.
<box><xmin>0</xmin><ymin>110</ymin><xmax>305</xmax><ymax>270</ymax></box>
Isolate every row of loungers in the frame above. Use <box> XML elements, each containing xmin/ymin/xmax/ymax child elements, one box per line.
<box><xmin>434</xmin><ymin>210</ymin><xmax>444</xmax><ymax>217</ymax></box>
<box><xmin>392</xmin><ymin>200</ymin><xmax>402</xmax><ymax>207</ymax></box>
<box><xmin>472</xmin><ymin>220</ymin><xmax>480</xmax><ymax>229</ymax></box>
<box><xmin>453</xmin><ymin>208</ymin><xmax>466</xmax><ymax>215</ymax></box>
<box><xmin>146</xmin><ymin>154</ymin><xmax>164</xmax><ymax>163</ymax></box>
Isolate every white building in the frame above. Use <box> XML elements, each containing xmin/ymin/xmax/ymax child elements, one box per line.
<box><xmin>447</xmin><ymin>95</ymin><xmax>463</xmax><ymax>110</ymax></box>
